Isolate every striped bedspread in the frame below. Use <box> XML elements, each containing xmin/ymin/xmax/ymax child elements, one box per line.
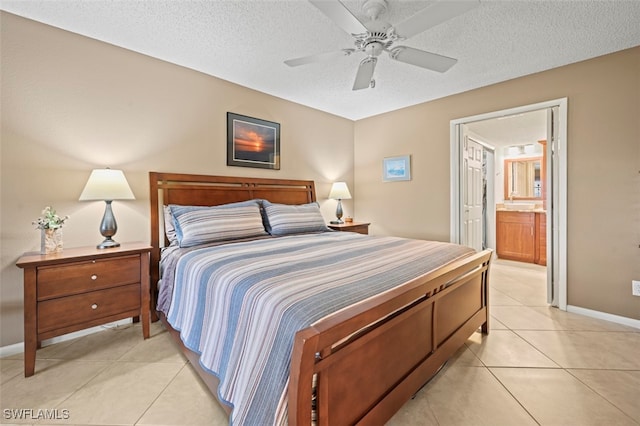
<box><xmin>162</xmin><ymin>232</ymin><xmax>473</xmax><ymax>425</ymax></box>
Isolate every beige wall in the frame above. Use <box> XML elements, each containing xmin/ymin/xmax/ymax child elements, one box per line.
<box><xmin>355</xmin><ymin>46</ymin><xmax>640</xmax><ymax>321</ymax></box>
<box><xmin>0</xmin><ymin>13</ymin><xmax>354</xmax><ymax>347</ymax></box>
<box><xmin>1</xmin><ymin>12</ymin><xmax>638</xmax><ymax>348</ymax></box>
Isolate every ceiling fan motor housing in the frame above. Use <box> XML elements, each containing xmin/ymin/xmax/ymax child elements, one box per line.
<box><xmin>355</xmin><ymin>19</ymin><xmax>394</xmax><ymax>55</ymax></box>
<box><xmin>362</xmin><ymin>0</ymin><xmax>388</xmax><ymax>20</ymax></box>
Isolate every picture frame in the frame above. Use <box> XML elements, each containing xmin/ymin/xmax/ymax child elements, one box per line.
<box><xmin>227</xmin><ymin>112</ymin><xmax>280</xmax><ymax>170</ymax></box>
<box><xmin>383</xmin><ymin>155</ymin><xmax>411</xmax><ymax>182</ymax></box>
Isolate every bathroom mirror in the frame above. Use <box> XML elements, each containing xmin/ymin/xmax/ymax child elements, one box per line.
<box><xmin>504</xmin><ymin>157</ymin><xmax>543</xmax><ymax>200</ymax></box>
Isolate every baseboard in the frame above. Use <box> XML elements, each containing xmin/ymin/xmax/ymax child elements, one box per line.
<box><xmin>566</xmin><ymin>305</ymin><xmax>640</xmax><ymax>330</ymax></box>
<box><xmin>0</xmin><ymin>318</ymin><xmax>133</xmax><ymax>358</ymax></box>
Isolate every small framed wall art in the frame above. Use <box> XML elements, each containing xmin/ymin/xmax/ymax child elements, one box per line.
<box><xmin>383</xmin><ymin>155</ymin><xmax>411</xmax><ymax>182</ymax></box>
<box><xmin>227</xmin><ymin>112</ymin><xmax>280</xmax><ymax>170</ymax></box>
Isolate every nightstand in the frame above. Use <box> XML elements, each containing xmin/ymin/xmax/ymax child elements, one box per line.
<box><xmin>16</xmin><ymin>242</ymin><xmax>151</xmax><ymax>377</ymax></box>
<box><xmin>328</xmin><ymin>221</ymin><xmax>370</xmax><ymax>235</ymax></box>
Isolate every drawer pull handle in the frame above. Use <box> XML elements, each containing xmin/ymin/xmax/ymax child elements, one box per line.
<box><xmin>91</xmin><ymin>274</ymin><xmax>98</xmax><ymax>280</ymax></box>
<box><xmin>91</xmin><ymin>304</ymin><xmax>98</xmax><ymax>310</ymax></box>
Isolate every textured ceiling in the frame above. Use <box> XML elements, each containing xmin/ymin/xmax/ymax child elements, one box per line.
<box><xmin>467</xmin><ymin>109</ymin><xmax>547</xmax><ymax>148</ymax></box>
<box><xmin>1</xmin><ymin>0</ymin><xmax>639</xmax><ymax>120</ymax></box>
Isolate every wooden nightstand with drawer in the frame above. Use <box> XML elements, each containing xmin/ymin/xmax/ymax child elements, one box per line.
<box><xmin>327</xmin><ymin>221</ymin><xmax>370</xmax><ymax>235</ymax></box>
<box><xmin>16</xmin><ymin>242</ymin><xmax>151</xmax><ymax>377</ymax></box>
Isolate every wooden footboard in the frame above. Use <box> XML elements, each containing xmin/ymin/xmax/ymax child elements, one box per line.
<box><xmin>289</xmin><ymin>249</ymin><xmax>492</xmax><ymax>426</ymax></box>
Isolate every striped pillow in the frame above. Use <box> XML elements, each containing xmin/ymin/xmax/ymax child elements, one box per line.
<box><xmin>263</xmin><ymin>201</ymin><xmax>329</xmax><ymax>236</ymax></box>
<box><xmin>163</xmin><ymin>205</ymin><xmax>178</xmax><ymax>246</ymax></box>
<box><xmin>169</xmin><ymin>200</ymin><xmax>262</xmax><ymax>221</ymax></box>
<box><xmin>170</xmin><ymin>201</ymin><xmax>267</xmax><ymax>248</ymax></box>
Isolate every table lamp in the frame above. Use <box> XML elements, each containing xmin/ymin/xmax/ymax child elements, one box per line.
<box><xmin>79</xmin><ymin>168</ymin><xmax>135</xmax><ymax>249</ymax></box>
<box><xmin>328</xmin><ymin>182</ymin><xmax>352</xmax><ymax>224</ymax></box>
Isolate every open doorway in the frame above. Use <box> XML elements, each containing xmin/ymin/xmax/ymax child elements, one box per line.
<box><xmin>450</xmin><ymin>99</ymin><xmax>567</xmax><ymax>310</ymax></box>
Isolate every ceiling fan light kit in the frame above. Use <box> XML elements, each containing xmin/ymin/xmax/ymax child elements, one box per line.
<box><xmin>285</xmin><ymin>0</ymin><xmax>480</xmax><ymax>90</ymax></box>
<box><xmin>353</xmin><ymin>56</ymin><xmax>378</xmax><ymax>90</ymax></box>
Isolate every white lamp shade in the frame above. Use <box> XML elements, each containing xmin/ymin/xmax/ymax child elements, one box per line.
<box><xmin>328</xmin><ymin>182</ymin><xmax>352</xmax><ymax>200</ymax></box>
<box><xmin>79</xmin><ymin>169</ymin><xmax>135</xmax><ymax>201</ymax></box>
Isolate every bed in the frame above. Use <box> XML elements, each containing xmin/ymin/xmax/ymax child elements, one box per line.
<box><xmin>149</xmin><ymin>171</ymin><xmax>492</xmax><ymax>426</ymax></box>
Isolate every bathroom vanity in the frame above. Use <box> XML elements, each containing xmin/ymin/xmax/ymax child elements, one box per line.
<box><xmin>496</xmin><ymin>209</ymin><xmax>546</xmax><ymax>265</ymax></box>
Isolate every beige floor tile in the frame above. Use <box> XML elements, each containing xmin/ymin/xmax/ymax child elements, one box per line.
<box><xmin>490</xmin><ymin>261</ymin><xmax>547</xmax><ymax>307</ymax></box>
<box><xmin>49</xmin><ymin>361</ymin><xmax>182</xmax><ymax>425</ymax></box>
<box><xmin>490</xmin><ymin>368</ymin><xmax>637</xmax><ymax>425</ymax></box>
<box><xmin>0</xmin><ymin>359</ymin><xmax>24</xmax><ymax>383</ymax></box>
<box><xmin>137</xmin><ymin>364</ymin><xmax>228</xmax><ymax>426</ymax></box>
<box><xmin>118</xmin><ymin>330</ymin><xmax>187</xmax><ymax>364</ymax></box>
<box><xmin>488</xmin><ymin>316</ymin><xmax>509</xmax><ymax>330</ymax></box>
<box><xmin>569</xmin><ymin>369</ymin><xmax>640</xmax><ymax>422</ymax></box>
<box><xmin>491</xmin><ymin>305</ymin><xmax>561</xmax><ymax>330</ymax></box>
<box><xmin>5</xmin><ymin>340</ymin><xmax>75</xmax><ymax>361</ymax></box>
<box><xmin>403</xmin><ymin>366</ymin><xmax>537</xmax><ymax>425</ymax></box>
<box><xmin>448</xmin><ymin>343</ymin><xmax>484</xmax><ymax>367</ymax></box>
<box><xmin>466</xmin><ymin>329</ymin><xmax>559</xmax><ymax>368</ymax></box>
<box><xmin>0</xmin><ymin>360</ymin><xmax>109</xmax><ymax>420</ymax></box>
<box><xmin>36</xmin><ymin>326</ymin><xmax>145</xmax><ymax>362</ymax></box>
<box><xmin>489</xmin><ymin>282</ymin><xmax>547</xmax><ymax>307</ymax></box>
<box><xmin>489</xmin><ymin>289</ymin><xmax>523</xmax><ymax>306</ymax></box>
<box><xmin>386</xmin><ymin>391</ymin><xmax>439</xmax><ymax>426</ymax></box>
<box><xmin>516</xmin><ymin>330</ymin><xmax>640</xmax><ymax>369</ymax></box>
<box><xmin>490</xmin><ymin>269</ymin><xmax>546</xmax><ymax>291</ymax></box>
<box><xmin>493</xmin><ymin>259</ymin><xmax>546</xmax><ymax>274</ymax></box>
<box><xmin>530</xmin><ymin>306</ymin><xmax>640</xmax><ymax>332</ymax></box>
<box><xmin>487</xmin><ymin>274</ymin><xmax>521</xmax><ymax>289</ymax></box>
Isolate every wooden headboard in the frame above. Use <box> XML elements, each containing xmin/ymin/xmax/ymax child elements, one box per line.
<box><xmin>148</xmin><ymin>172</ymin><xmax>317</xmax><ymax>317</ymax></box>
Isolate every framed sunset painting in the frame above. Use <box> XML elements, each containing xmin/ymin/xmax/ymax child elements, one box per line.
<box><xmin>227</xmin><ymin>112</ymin><xmax>280</xmax><ymax>170</ymax></box>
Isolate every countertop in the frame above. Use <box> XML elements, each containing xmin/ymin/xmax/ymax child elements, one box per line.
<box><xmin>496</xmin><ymin>208</ymin><xmax>546</xmax><ymax>213</ymax></box>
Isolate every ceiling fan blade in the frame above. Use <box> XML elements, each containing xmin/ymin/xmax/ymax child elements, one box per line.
<box><xmin>389</xmin><ymin>46</ymin><xmax>457</xmax><ymax>72</ymax></box>
<box><xmin>309</xmin><ymin>0</ymin><xmax>368</xmax><ymax>36</ymax></box>
<box><xmin>284</xmin><ymin>49</ymin><xmax>354</xmax><ymax>67</ymax></box>
<box><xmin>392</xmin><ymin>0</ymin><xmax>479</xmax><ymax>40</ymax></box>
<box><xmin>353</xmin><ymin>56</ymin><xmax>377</xmax><ymax>90</ymax></box>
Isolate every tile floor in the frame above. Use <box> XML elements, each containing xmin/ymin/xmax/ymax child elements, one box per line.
<box><xmin>1</xmin><ymin>259</ymin><xmax>639</xmax><ymax>425</ymax></box>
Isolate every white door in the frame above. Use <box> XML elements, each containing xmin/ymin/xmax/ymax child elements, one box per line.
<box><xmin>451</xmin><ymin>98</ymin><xmax>567</xmax><ymax>310</ymax></box>
<box><xmin>462</xmin><ymin>136</ymin><xmax>484</xmax><ymax>251</ymax></box>
<box><xmin>547</xmin><ymin>106</ymin><xmax>560</xmax><ymax>306</ymax></box>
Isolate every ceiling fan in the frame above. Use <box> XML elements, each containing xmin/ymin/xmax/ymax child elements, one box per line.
<box><xmin>284</xmin><ymin>0</ymin><xmax>479</xmax><ymax>90</ymax></box>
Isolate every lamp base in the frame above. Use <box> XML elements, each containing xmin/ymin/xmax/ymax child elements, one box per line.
<box><xmin>332</xmin><ymin>199</ymin><xmax>344</xmax><ymax>225</ymax></box>
<box><xmin>97</xmin><ymin>238</ymin><xmax>120</xmax><ymax>249</ymax></box>
<box><xmin>97</xmin><ymin>200</ymin><xmax>120</xmax><ymax>249</ymax></box>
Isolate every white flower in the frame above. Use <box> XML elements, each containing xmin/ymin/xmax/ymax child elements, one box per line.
<box><xmin>33</xmin><ymin>206</ymin><xmax>69</xmax><ymax>230</ymax></box>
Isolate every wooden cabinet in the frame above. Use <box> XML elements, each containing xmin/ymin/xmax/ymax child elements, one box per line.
<box><xmin>496</xmin><ymin>211</ymin><xmax>535</xmax><ymax>263</ymax></box>
<box><xmin>496</xmin><ymin>211</ymin><xmax>546</xmax><ymax>265</ymax></box>
<box><xmin>328</xmin><ymin>221</ymin><xmax>370</xmax><ymax>235</ymax></box>
<box><xmin>16</xmin><ymin>242</ymin><xmax>151</xmax><ymax>377</ymax></box>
